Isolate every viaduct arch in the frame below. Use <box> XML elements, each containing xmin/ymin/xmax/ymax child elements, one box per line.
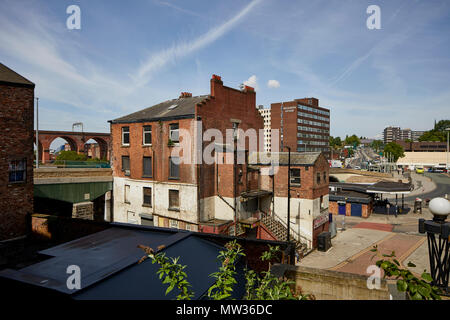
<box><xmin>34</xmin><ymin>130</ymin><xmax>111</xmax><ymax>163</ymax></box>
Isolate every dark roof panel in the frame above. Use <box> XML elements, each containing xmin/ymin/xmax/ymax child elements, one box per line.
<box><xmin>0</xmin><ymin>63</ymin><xmax>34</xmax><ymax>87</ymax></box>
<box><xmin>110</xmin><ymin>95</ymin><xmax>210</xmax><ymax>123</ymax></box>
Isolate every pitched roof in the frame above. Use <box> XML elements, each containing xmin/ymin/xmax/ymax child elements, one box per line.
<box><xmin>248</xmin><ymin>152</ymin><xmax>322</xmax><ymax>166</ymax></box>
<box><xmin>110</xmin><ymin>95</ymin><xmax>210</xmax><ymax>124</ymax></box>
<box><xmin>0</xmin><ymin>63</ymin><xmax>34</xmax><ymax>87</ymax></box>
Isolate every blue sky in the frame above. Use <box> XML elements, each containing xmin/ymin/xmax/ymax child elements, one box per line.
<box><xmin>1</xmin><ymin>0</ymin><xmax>450</xmax><ymax>142</ymax></box>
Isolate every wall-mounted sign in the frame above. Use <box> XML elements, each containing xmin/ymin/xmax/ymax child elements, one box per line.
<box><xmin>313</xmin><ymin>212</ymin><xmax>329</xmax><ymax>229</ymax></box>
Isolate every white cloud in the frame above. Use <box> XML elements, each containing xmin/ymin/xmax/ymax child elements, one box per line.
<box><xmin>243</xmin><ymin>75</ymin><xmax>258</xmax><ymax>91</ymax></box>
<box><xmin>136</xmin><ymin>0</ymin><xmax>263</xmax><ymax>86</ymax></box>
<box><xmin>267</xmin><ymin>79</ymin><xmax>280</xmax><ymax>88</ymax></box>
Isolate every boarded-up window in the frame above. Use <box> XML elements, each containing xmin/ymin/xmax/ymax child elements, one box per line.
<box><xmin>169</xmin><ymin>189</ymin><xmax>179</xmax><ymax>209</ymax></box>
<box><xmin>143</xmin><ymin>157</ymin><xmax>152</xmax><ymax>177</ymax></box>
<box><xmin>143</xmin><ymin>187</ymin><xmax>152</xmax><ymax>206</ymax></box>
<box><xmin>124</xmin><ymin>185</ymin><xmax>130</xmax><ymax>203</ymax></box>
<box><xmin>169</xmin><ymin>157</ymin><xmax>180</xmax><ymax>179</ymax></box>
<box><xmin>122</xmin><ymin>156</ymin><xmax>130</xmax><ymax>172</ymax></box>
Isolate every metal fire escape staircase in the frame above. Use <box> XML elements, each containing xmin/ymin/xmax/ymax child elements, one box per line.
<box><xmin>260</xmin><ymin>211</ymin><xmax>312</xmax><ymax>258</ymax></box>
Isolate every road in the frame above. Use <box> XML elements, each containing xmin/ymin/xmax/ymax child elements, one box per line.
<box><xmin>347</xmin><ymin>147</ymin><xmax>377</xmax><ymax>169</ymax></box>
<box><xmin>403</xmin><ymin>172</ymin><xmax>450</xmax><ymax>202</ymax></box>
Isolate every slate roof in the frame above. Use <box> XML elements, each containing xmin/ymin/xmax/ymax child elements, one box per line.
<box><xmin>0</xmin><ymin>63</ymin><xmax>34</xmax><ymax>87</ymax></box>
<box><xmin>110</xmin><ymin>95</ymin><xmax>210</xmax><ymax>124</ymax></box>
<box><xmin>248</xmin><ymin>152</ymin><xmax>321</xmax><ymax>166</ymax></box>
<box><xmin>0</xmin><ymin>224</ymin><xmax>246</xmax><ymax>300</ymax></box>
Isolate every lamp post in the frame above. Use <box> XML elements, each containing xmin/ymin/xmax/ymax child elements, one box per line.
<box><xmin>419</xmin><ymin>197</ymin><xmax>450</xmax><ymax>294</ymax></box>
<box><xmin>35</xmin><ymin>97</ymin><xmax>39</xmax><ymax>168</ymax></box>
<box><xmin>446</xmin><ymin>128</ymin><xmax>449</xmax><ymax>172</ymax></box>
<box><xmin>284</xmin><ymin>146</ymin><xmax>291</xmax><ymax>242</ymax></box>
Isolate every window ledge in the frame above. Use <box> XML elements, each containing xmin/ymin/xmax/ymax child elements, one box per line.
<box><xmin>142</xmin><ymin>144</ymin><xmax>152</xmax><ymax>147</ymax></box>
<box><xmin>142</xmin><ymin>204</ymin><xmax>152</xmax><ymax>208</ymax></box>
<box><xmin>168</xmin><ymin>207</ymin><xmax>180</xmax><ymax>212</ymax></box>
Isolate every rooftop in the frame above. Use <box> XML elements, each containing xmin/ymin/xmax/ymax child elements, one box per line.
<box><xmin>109</xmin><ymin>95</ymin><xmax>210</xmax><ymax>124</ymax></box>
<box><xmin>0</xmin><ymin>63</ymin><xmax>34</xmax><ymax>87</ymax></box>
<box><xmin>248</xmin><ymin>152</ymin><xmax>322</xmax><ymax>166</ymax></box>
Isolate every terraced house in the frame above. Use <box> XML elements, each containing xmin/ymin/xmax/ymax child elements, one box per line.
<box><xmin>109</xmin><ymin>75</ymin><xmax>264</xmax><ymax>232</ymax></box>
<box><xmin>109</xmin><ymin>75</ymin><xmax>329</xmax><ymax>251</ymax></box>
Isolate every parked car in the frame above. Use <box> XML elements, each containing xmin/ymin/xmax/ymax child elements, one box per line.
<box><xmin>416</xmin><ymin>167</ymin><xmax>424</xmax><ymax>174</ymax></box>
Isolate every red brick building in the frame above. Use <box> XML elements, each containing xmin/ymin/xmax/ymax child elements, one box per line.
<box><xmin>109</xmin><ymin>75</ymin><xmax>264</xmax><ymax>232</ymax></box>
<box><xmin>0</xmin><ymin>63</ymin><xmax>35</xmax><ymax>241</ymax></box>
<box><xmin>109</xmin><ymin>75</ymin><xmax>329</xmax><ymax>250</ymax></box>
<box><xmin>271</xmin><ymin>98</ymin><xmax>330</xmax><ymax>158</ymax></box>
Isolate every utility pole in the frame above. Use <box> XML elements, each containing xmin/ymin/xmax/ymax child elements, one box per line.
<box><xmin>284</xmin><ymin>146</ymin><xmax>291</xmax><ymax>243</ymax></box>
<box><xmin>446</xmin><ymin>128</ymin><xmax>449</xmax><ymax>171</ymax></box>
<box><xmin>35</xmin><ymin>97</ymin><xmax>39</xmax><ymax>168</ymax></box>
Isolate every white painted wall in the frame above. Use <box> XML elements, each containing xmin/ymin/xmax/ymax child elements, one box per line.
<box><xmin>113</xmin><ymin>177</ymin><xmax>198</xmax><ymax>226</ymax></box>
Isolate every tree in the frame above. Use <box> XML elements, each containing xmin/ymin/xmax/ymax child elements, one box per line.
<box><xmin>56</xmin><ymin>150</ymin><xmax>87</xmax><ymax>161</ymax></box>
<box><xmin>344</xmin><ymin>134</ymin><xmax>360</xmax><ymax>147</ymax></box>
<box><xmin>383</xmin><ymin>142</ymin><xmax>404</xmax><ymax>162</ymax></box>
<box><xmin>329</xmin><ymin>136</ymin><xmax>342</xmax><ymax>149</ymax></box>
<box><xmin>419</xmin><ymin>119</ymin><xmax>449</xmax><ymax>142</ymax></box>
<box><xmin>370</xmin><ymin>140</ymin><xmax>384</xmax><ymax>152</ymax></box>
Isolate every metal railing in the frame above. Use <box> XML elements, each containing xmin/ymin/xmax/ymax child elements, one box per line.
<box><xmin>261</xmin><ymin>210</ymin><xmax>312</xmax><ymax>249</ymax></box>
<box><xmin>34</xmin><ymin>160</ymin><xmax>110</xmax><ymax>168</ymax></box>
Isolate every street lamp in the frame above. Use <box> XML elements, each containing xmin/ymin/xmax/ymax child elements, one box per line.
<box><xmin>419</xmin><ymin>197</ymin><xmax>450</xmax><ymax>294</ymax></box>
<box><xmin>284</xmin><ymin>146</ymin><xmax>291</xmax><ymax>243</ymax></box>
<box><xmin>446</xmin><ymin>128</ymin><xmax>449</xmax><ymax>172</ymax></box>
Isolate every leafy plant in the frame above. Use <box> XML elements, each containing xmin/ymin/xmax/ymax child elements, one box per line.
<box><xmin>138</xmin><ymin>245</ymin><xmax>194</xmax><ymax>300</ymax></box>
<box><xmin>370</xmin><ymin>245</ymin><xmax>442</xmax><ymax>300</ymax></box>
<box><xmin>139</xmin><ymin>241</ymin><xmax>313</xmax><ymax>300</ymax></box>
<box><xmin>208</xmin><ymin>240</ymin><xmax>244</xmax><ymax>300</ymax></box>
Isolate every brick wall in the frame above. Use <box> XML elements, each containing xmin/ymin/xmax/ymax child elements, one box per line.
<box><xmin>0</xmin><ymin>83</ymin><xmax>34</xmax><ymax>240</ymax></box>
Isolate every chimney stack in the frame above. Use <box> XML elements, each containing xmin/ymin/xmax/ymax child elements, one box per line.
<box><xmin>179</xmin><ymin>92</ymin><xmax>192</xmax><ymax>98</ymax></box>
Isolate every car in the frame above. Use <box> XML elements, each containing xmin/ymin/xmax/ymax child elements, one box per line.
<box><xmin>354</xmin><ymin>166</ymin><xmax>361</xmax><ymax>170</ymax></box>
<box><xmin>416</xmin><ymin>167</ymin><xmax>424</xmax><ymax>174</ymax></box>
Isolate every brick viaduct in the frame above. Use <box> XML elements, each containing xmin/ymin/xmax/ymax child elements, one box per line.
<box><xmin>34</xmin><ymin>130</ymin><xmax>111</xmax><ymax>163</ymax></box>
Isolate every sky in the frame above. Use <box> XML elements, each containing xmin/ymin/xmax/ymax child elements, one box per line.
<box><xmin>1</xmin><ymin>0</ymin><xmax>450</xmax><ymax>144</ymax></box>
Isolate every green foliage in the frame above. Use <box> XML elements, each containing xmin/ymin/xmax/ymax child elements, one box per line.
<box><xmin>419</xmin><ymin>119</ymin><xmax>449</xmax><ymax>142</ymax></box>
<box><xmin>55</xmin><ymin>150</ymin><xmax>87</xmax><ymax>161</ymax></box>
<box><xmin>139</xmin><ymin>245</ymin><xmax>194</xmax><ymax>300</ymax></box>
<box><xmin>370</xmin><ymin>246</ymin><xmax>442</xmax><ymax>300</ymax></box>
<box><xmin>370</xmin><ymin>140</ymin><xmax>384</xmax><ymax>152</ymax></box>
<box><xmin>344</xmin><ymin>134</ymin><xmax>360</xmax><ymax>147</ymax></box>
<box><xmin>419</xmin><ymin>130</ymin><xmax>447</xmax><ymax>142</ymax></box>
<box><xmin>383</xmin><ymin>142</ymin><xmax>405</xmax><ymax>161</ymax></box>
<box><xmin>208</xmin><ymin>240</ymin><xmax>245</xmax><ymax>300</ymax></box>
<box><xmin>329</xmin><ymin>136</ymin><xmax>342</xmax><ymax>149</ymax></box>
<box><xmin>140</xmin><ymin>242</ymin><xmax>314</xmax><ymax>300</ymax></box>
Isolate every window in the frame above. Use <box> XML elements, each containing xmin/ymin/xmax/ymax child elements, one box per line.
<box><xmin>323</xmin><ymin>172</ymin><xmax>327</xmax><ymax>183</ymax></box>
<box><xmin>143</xmin><ymin>156</ymin><xmax>152</xmax><ymax>177</ymax></box>
<box><xmin>122</xmin><ymin>156</ymin><xmax>130</xmax><ymax>175</ymax></box>
<box><xmin>143</xmin><ymin>187</ymin><xmax>152</xmax><ymax>206</ymax></box>
<box><xmin>169</xmin><ymin>189</ymin><xmax>180</xmax><ymax>210</ymax></box>
<box><xmin>124</xmin><ymin>185</ymin><xmax>130</xmax><ymax>203</ymax></box>
<box><xmin>143</xmin><ymin>125</ymin><xmax>152</xmax><ymax>145</ymax></box>
<box><xmin>140</xmin><ymin>214</ymin><xmax>154</xmax><ymax>226</ymax></box>
<box><xmin>169</xmin><ymin>123</ymin><xmax>179</xmax><ymax>143</ymax></box>
<box><xmin>122</xmin><ymin>127</ymin><xmax>130</xmax><ymax>145</ymax></box>
<box><xmin>169</xmin><ymin>157</ymin><xmax>180</xmax><ymax>179</ymax></box>
<box><xmin>169</xmin><ymin>219</ymin><xmax>179</xmax><ymax>229</ymax></box>
<box><xmin>317</xmin><ymin>172</ymin><xmax>321</xmax><ymax>184</ymax></box>
<box><xmin>232</xmin><ymin>122</ymin><xmax>239</xmax><ymax>140</ymax></box>
<box><xmin>290</xmin><ymin>168</ymin><xmax>301</xmax><ymax>186</ymax></box>
<box><xmin>8</xmin><ymin>159</ymin><xmax>26</xmax><ymax>183</ymax></box>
